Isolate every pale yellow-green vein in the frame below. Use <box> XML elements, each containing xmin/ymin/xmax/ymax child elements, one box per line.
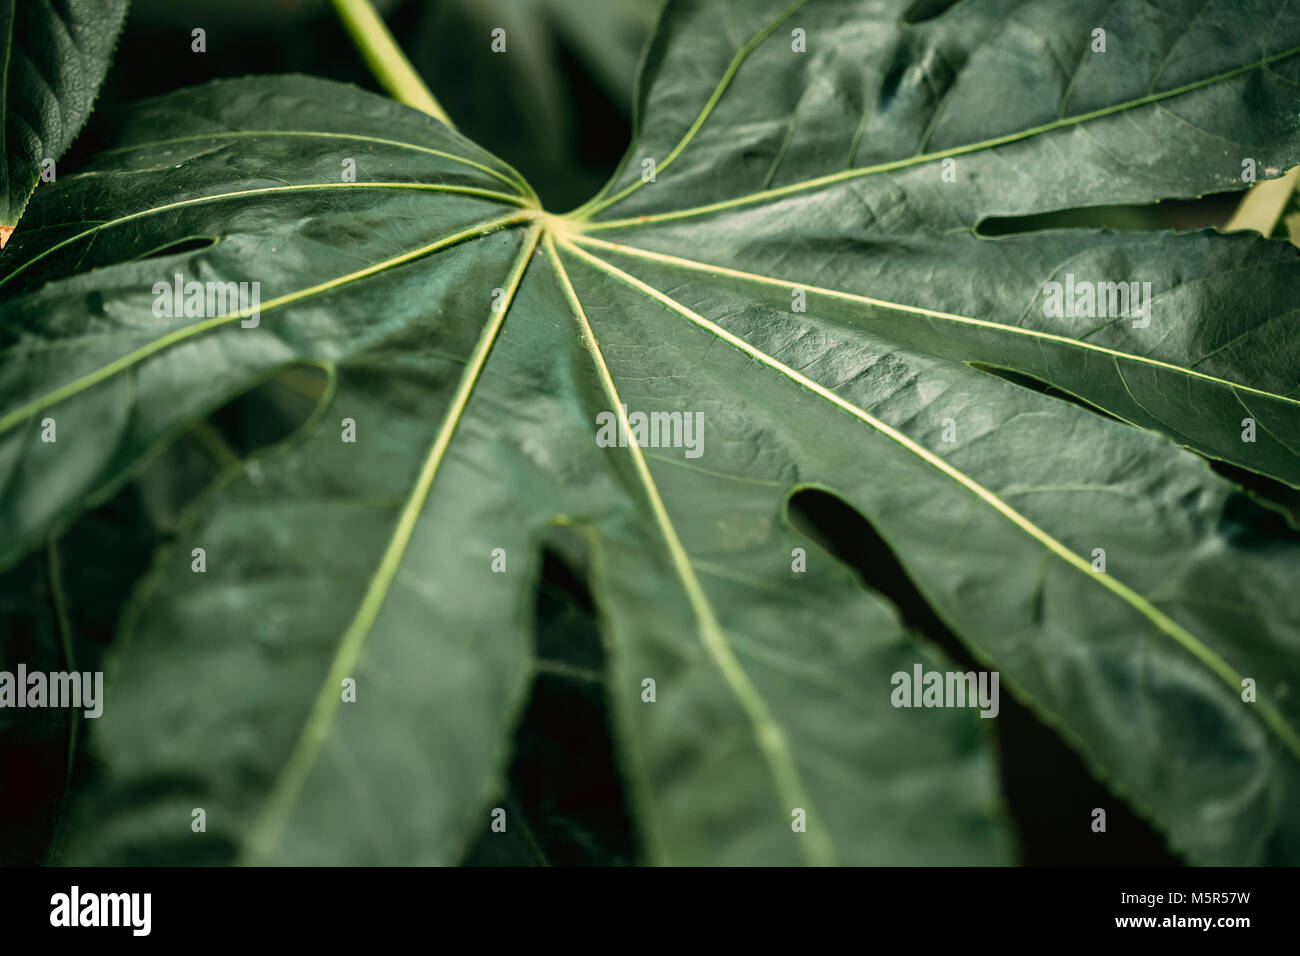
<box><xmin>584</xmin><ymin>42</ymin><xmax>1300</xmax><ymax>231</ymax></box>
<box><xmin>91</xmin><ymin>130</ymin><xmax>532</xmax><ymax>198</ymax></box>
<box><xmin>571</xmin><ymin>0</ymin><xmax>811</xmax><ymax>221</ymax></box>
<box><xmin>0</xmin><ymin>180</ymin><xmax>531</xmax><ymax>293</ymax></box>
<box><xmin>0</xmin><ymin>213</ymin><xmax>531</xmax><ymax>436</ymax></box>
<box><xmin>549</xmin><ymin>232</ymin><xmax>835</xmax><ymax>866</ymax></box>
<box><xmin>562</xmin><ymin>238</ymin><xmax>1300</xmax><ymax>765</ymax></box>
<box><xmin>239</xmin><ymin>225</ymin><xmax>541</xmax><ymax>865</ymax></box>
<box><xmin>572</xmin><ymin>233</ymin><xmax>1300</xmax><ymax>411</ymax></box>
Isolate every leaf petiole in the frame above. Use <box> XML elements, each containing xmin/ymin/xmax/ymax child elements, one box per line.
<box><xmin>330</xmin><ymin>0</ymin><xmax>454</xmax><ymax>128</ymax></box>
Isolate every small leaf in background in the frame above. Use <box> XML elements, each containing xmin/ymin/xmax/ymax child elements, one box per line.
<box><xmin>0</xmin><ymin>0</ymin><xmax>128</xmax><ymax>247</ymax></box>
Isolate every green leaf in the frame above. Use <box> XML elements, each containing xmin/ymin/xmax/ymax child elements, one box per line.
<box><xmin>0</xmin><ymin>0</ymin><xmax>128</xmax><ymax>246</ymax></box>
<box><xmin>5</xmin><ymin>0</ymin><xmax>1300</xmax><ymax>865</ymax></box>
<box><xmin>0</xmin><ymin>488</ymin><xmax>159</xmax><ymax>865</ymax></box>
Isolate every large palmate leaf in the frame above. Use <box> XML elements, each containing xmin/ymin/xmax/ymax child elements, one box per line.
<box><xmin>0</xmin><ymin>0</ymin><xmax>128</xmax><ymax>246</ymax></box>
<box><xmin>3</xmin><ymin>0</ymin><xmax>1300</xmax><ymax>865</ymax></box>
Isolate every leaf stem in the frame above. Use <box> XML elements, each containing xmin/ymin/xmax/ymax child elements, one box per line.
<box><xmin>190</xmin><ymin>419</ymin><xmax>242</xmax><ymax>469</ymax></box>
<box><xmin>45</xmin><ymin>535</ymin><xmax>80</xmax><ymax>864</ymax></box>
<box><xmin>1225</xmin><ymin>165</ymin><xmax>1300</xmax><ymax>238</ymax></box>
<box><xmin>330</xmin><ymin>0</ymin><xmax>454</xmax><ymax>128</ymax></box>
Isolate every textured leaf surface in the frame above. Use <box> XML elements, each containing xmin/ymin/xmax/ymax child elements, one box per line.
<box><xmin>4</xmin><ymin>0</ymin><xmax>1300</xmax><ymax>865</ymax></box>
<box><xmin>0</xmin><ymin>0</ymin><xmax>128</xmax><ymax>241</ymax></box>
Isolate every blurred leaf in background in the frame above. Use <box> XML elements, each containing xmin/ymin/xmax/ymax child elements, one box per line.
<box><xmin>400</xmin><ymin>0</ymin><xmax>656</xmax><ymax>208</ymax></box>
<box><xmin>0</xmin><ymin>0</ymin><xmax>128</xmax><ymax>246</ymax></box>
<box><xmin>111</xmin><ymin>0</ymin><xmax>655</xmax><ymax>210</ymax></box>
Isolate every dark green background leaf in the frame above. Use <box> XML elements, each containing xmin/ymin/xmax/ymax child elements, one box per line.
<box><xmin>0</xmin><ymin>0</ymin><xmax>128</xmax><ymax>242</ymax></box>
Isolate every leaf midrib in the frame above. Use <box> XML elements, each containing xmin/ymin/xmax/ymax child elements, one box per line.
<box><xmin>547</xmin><ymin>232</ymin><xmax>836</xmax><ymax>866</ymax></box>
<box><xmin>570</xmin><ymin>0</ymin><xmax>811</xmax><ymax>220</ymax></box>
<box><xmin>0</xmin><ymin>212</ymin><xmax>532</xmax><ymax>437</ymax></box>
<box><xmin>570</xmin><ymin>233</ymin><xmax>1300</xmax><ymax>411</ymax></box>
<box><xmin>238</xmin><ymin>224</ymin><xmax>542</xmax><ymax>865</ymax></box>
<box><xmin>0</xmin><ymin>180</ymin><xmax>533</xmax><ymax>293</ymax></box>
<box><xmin>89</xmin><ymin>129</ymin><xmax>534</xmax><ymax>198</ymax></box>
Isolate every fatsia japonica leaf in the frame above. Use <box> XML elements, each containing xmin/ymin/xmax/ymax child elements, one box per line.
<box><xmin>3</xmin><ymin>0</ymin><xmax>1300</xmax><ymax>865</ymax></box>
<box><xmin>1</xmin><ymin>72</ymin><xmax>1004</xmax><ymax>866</ymax></box>
<box><xmin>0</xmin><ymin>0</ymin><xmax>128</xmax><ymax>247</ymax></box>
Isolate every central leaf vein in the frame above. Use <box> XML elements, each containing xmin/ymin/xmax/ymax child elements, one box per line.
<box><xmin>239</xmin><ymin>224</ymin><xmax>542</xmax><ymax>865</ymax></box>
<box><xmin>548</xmin><ymin>233</ymin><xmax>835</xmax><ymax>866</ymax></box>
